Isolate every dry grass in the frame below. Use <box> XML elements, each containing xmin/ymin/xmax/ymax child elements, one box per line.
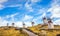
<box><xmin>28</xmin><ymin>24</ymin><xmax>60</xmax><ymax>36</ymax></box>
<box><xmin>0</xmin><ymin>27</ymin><xmax>29</xmax><ymax>36</ymax></box>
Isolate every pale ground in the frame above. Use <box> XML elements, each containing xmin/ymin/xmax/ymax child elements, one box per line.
<box><xmin>23</xmin><ymin>29</ymin><xmax>38</xmax><ymax>36</ymax></box>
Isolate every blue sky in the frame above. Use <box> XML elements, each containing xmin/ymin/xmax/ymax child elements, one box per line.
<box><xmin>0</xmin><ymin>0</ymin><xmax>60</xmax><ymax>27</ymax></box>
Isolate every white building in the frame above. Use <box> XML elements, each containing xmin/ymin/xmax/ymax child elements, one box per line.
<box><xmin>12</xmin><ymin>23</ymin><xmax>15</xmax><ymax>27</ymax></box>
<box><xmin>48</xmin><ymin>20</ymin><xmax>54</xmax><ymax>29</ymax></box>
<box><xmin>22</xmin><ymin>22</ymin><xmax>25</xmax><ymax>28</ymax></box>
<box><xmin>43</xmin><ymin>17</ymin><xmax>48</xmax><ymax>24</ymax></box>
<box><xmin>31</xmin><ymin>22</ymin><xmax>34</xmax><ymax>27</ymax></box>
<box><xmin>43</xmin><ymin>17</ymin><xmax>54</xmax><ymax>29</ymax></box>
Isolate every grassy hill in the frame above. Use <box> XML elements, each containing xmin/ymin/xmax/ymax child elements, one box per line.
<box><xmin>27</xmin><ymin>24</ymin><xmax>60</xmax><ymax>36</ymax></box>
<box><xmin>0</xmin><ymin>26</ymin><xmax>29</xmax><ymax>36</ymax></box>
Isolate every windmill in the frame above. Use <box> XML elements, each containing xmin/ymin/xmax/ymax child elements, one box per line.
<box><xmin>31</xmin><ymin>21</ymin><xmax>35</xmax><ymax>27</ymax></box>
<box><xmin>43</xmin><ymin>17</ymin><xmax>48</xmax><ymax>25</ymax></box>
<box><xmin>7</xmin><ymin>23</ymin><xmax>9</xmax><ymax>27</ymax></box>
<box><xmin>31</xmin><ymin>17</ymin><xmax>35</xmax><ymax>27</ymax></box>
<box><xmin>22</xmin><ymin>14</ymin><xmax>26</xmax><ymax>28</ymax></box>
<box><xmin>22</xmin><ymin>22</ymin><xmax>25</xmax><ymax>28</ymax></box>
<box><xmin>12</xmin><ymin>23</ymin><xmax>15</xmax><ymax>27</ymax></box>
<box><xmin>47</xmin><ymin>18</ymin><xmax>54</xmax><ymax>29</ymax></box>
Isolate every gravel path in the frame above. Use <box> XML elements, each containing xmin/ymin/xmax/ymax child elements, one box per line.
<box><xmin>23</xmin><ymin>29</ymin><xmax>38</xmax><ymax>36</ymax></box>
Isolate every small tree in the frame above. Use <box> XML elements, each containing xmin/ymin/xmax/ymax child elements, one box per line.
<box><xmin>19</xmin><ymin>28</ymin><xmax>23</xmax><ymax>31</ymax></box>
<box><xmin>57</xmin><ymin>34</ymin><xmax>60</xmax><ymax>36</ymax></box>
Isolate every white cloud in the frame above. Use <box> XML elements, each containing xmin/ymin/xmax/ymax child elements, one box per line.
<box><xmin>0</xmin><ymin>16</ymin><xmax>33</xmax><ymax>27</ymax></box>
<box><xmin>0</xmin><ymin>16</ymin><xmax>23</xmax><ymax>27</ymax></box>
<box><xmin>36</xmin><ymin>8</ymin><xmax>47</xmax><ymax>15</ymax></box>
<box><xmin>8</xmin><ymin>4</ymin><xmax>22</xmax><ymax>7</ymax></box>
<box><xmin>0</xmin><ymin>0</ymin><xmax>8</xmax><ymax>3</ymax></box>
<box><xmin>24</xmin><ymin>22</ymin><xmax>31</xmax><ymax>27</ymax></box>
<box><xmin>25</xmin><ymin>2</ymin><xmax>33</xmax><ymax>12</ymax></box>
<box><xmin>51</xmin><ymin>0</ymin><xmax>60</xmax><ymax>7</ymax></box>
<box><xmin>15</xmin><ymin>21</ymin><xmax>35</xmax><ymax>27</ymax></box>
<box><xmin>31</xmin><ymin>0</ymin><xmax>41</xmax><ymax>3</ymax></box>
<box><xmin>0</xmin><ymin>17</ymin><xmax>8</xmax><ymax>26</ymax></box>
<box><xmin>0</xmin><ymin>15</ymin><xmax>22</xmax><ymax>27</ymax></box>
<box><xmin>47</xmin><ymin>0</ymin><xmax>60</xmax><ymax>25</ymax></box>
<box><xmin>5</xmin><ymin>13</ymin><xmax>19</xmax><ymax>23</ymax></box>
<box><xmin>48</xmin><ymin>5</ymin><xmax>60</xmax><ymax>18</ymax></box>
<box><xmin>47</xmin><ymin>0</ymin><xmax>60</xmax><ymax>18</ymax></box>
<box><xmin>10</xmin><ymin>13</ymin><xmax>18</xmax><ymax>18</ymax></box>
<box><xmin>33</xmin><ymin>13</ymin><xmax>46</xmax><ymax>23</ymax></box>
<box><xmin>14</xmin><ymin>21</ymin><xmax>23</xmax><ymax>27</ymax></box>
<box><xmin>0</xmin><ymin>0</ymin><xmax>8</xmax><ymax>10</ymax></box>
<box><xmin>23</xmin><ymin>15</ymin><xmax>33</xmax><ymax>21</ymax></box>
<box><xmin>53</xmin><ymin>19</ymin><xmax>60</xmax><ymax>25</ymax></box>
<box><xmin>0</xmin><ymin>4</ymin><xmax>4</xmax><ymax>10</ymax></box>
<box><xmin>0</xmin><ymin>13</ymin><xmax>34</xmax><ymax>27</ymax></box>
<box><xmin>6</xmin><ymin>13</ymin><xmax>18</xmax><ymax>18</ymax></box>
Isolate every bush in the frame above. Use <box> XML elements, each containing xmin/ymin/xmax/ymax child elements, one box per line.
<box><xmin>19</xmin><ymin>28</ymin><xmax>23</xmax><ymax>31</ymax></box>
<box><xmin>56</xmin><ymin>34</ymin><xmax>60</xmax><ymax>36</ymax></box>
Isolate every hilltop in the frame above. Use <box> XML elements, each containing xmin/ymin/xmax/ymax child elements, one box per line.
<box><xmin>27</xmin><ymin>24</ymin><xmax>60</xmax><ymax>36</ymax></box>
<box><xmin>0</xmin><ymin>26</ymin><xmax>29</xmax><ymax>36</ymax></box>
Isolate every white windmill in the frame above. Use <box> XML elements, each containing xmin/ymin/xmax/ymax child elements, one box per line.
<box><xmin>43</xmin><ymin>17</ymin><xmax>48</xmax><ymax>25</ymax></box>
<box><xmin>31</xmin><ymin>17</ymin><xmax>35</xmax><ymax>27</ymax></box>
<box><xmin>7</xmin><ymin>23</ymin><xmax>9</xmax><ymax>27</ymax></box>
<box><xmin>12</xmin><ymin>23</ymin><xmax>15</xmax><ymax>27</ymax></box>
<box><xmin>31</xmin><ymin>21</ymin><xmax>35</xmax><ymax>27</ymax></box>
<box><xmin>22</xmin><ymin>22</ymin><xmax>25</xmax><ymax>28</ymax></box>
<box><xmin>47</xmin><ymin>18</ymin><xmax>54</xmax><ymax>29</ymax></box>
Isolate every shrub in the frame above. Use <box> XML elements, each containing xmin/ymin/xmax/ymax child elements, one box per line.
<box><xmin>56</xmin><ymin>34</ymin><xmax>60</xmax><ymax>36</ymax></box>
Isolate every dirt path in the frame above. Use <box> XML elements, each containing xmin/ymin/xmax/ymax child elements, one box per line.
<box><xmin>23</xmin><ymin>29</ymin><xmax>38</xmax><ymax>36</ymax></box>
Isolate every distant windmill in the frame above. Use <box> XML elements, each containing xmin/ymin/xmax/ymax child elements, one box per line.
<box><xmin>22</xmin><ymin>22</ymin><xmax>25</xmax><ymax>28</ymax></box>
<box><xmin>31</xmin><ymin>21</ymin><xmax>35</xmax><ymax>27</ymax></box>
<box><xmin>7</xmin><ymin>23</ymin><xmax>9</xmax><ymax>27</ymax></box>
<box><xmin>12</xmin><ymin>23</ymin><xmax>15</xmax><ymax>27</ymax></box>
<box><xmin>31</xmin><ymin>16</ymin><xmax>35</xmax><ymax>27</ymax></box>
<box><xmin>43</xmin><ymin>17</ymin><xmax>48</xmax><ymax>24</ymax></box>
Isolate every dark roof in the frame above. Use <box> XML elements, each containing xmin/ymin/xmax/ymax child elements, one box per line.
<box><xmin>43</xmin><ymin>17</ymin><xmax>46</xmax><ymax>20</ymax></box>
<box><xmin>48</xmin><ymin>20</ymin><xmax>52</xmax><ymax>23</ymax></box>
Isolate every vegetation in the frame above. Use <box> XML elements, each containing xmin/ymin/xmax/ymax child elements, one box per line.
<box><xmin>27</xmin><ymin>24</ymin><xmax>60</xmax><ymax>36</ymax></box>
<box><xmin>0</xmin><ymin>24</ymin><xmax>60</xmax><ymax>36</ymax></box>
<box><xmin>0</xmin><ymin>27</ymin><xmax>29</xmax><ymax>36</ymax></box>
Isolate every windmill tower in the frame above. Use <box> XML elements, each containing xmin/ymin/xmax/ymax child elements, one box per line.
<box><xmin>43</xmin><ymin>17</ymin><xmax>48</xmax><ymax>25</ymax></box>
<box><xmin>22</xmin><ymin>22</ymin><xmax>25</xmax><ymax>28</ymax></box>
<box><xmin>31</xmin><ymin>22</ymin><xmax>34</xmax><ymax>27</ymax></box>
<box><xmin>12</xmin><ymin>23</ymin><xmax>15</xmax><ymax>27</ymax></box>
<box><xmin>7</xmin><ymin>23</ymin><xmax>9</xmax><ymax>27</ymax></box>
<box><xmin>47</xmin><ymin>18</ymin><xmax>54</xmax><ymax>29</ymax></box>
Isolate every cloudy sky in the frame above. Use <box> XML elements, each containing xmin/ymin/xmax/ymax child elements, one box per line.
<box><xmin>0</xmin><ymin>0</ymin><xmax>60</xmax><ymax>27</ymax></box>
